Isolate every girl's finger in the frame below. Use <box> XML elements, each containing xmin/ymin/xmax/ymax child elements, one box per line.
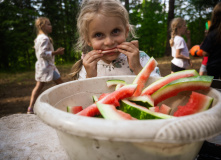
<box><xmin>131</xmin><ymin>40</ymin><xmax>139</xmax><ymax>48</ymax></box>
<box><xmin>84</xmin><ymin>50</ymin><xmax>103</xmax><ymax>63</ymax></box>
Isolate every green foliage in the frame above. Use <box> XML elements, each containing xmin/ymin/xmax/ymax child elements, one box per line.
<box><xmin>0</xmin><ymin>0</ymin><xmax>80</xmax><ymax>71</ymax></box>
<box><xmin>0</xmin><ymin>0</ymin><xmax>216</xmax><ymax>71</ymax></box>
<box><xmin>174</xmin><ymin>0</ymin><xmax>214</xmax><ymax>47</ymax></box>
<box><xmin>130</xmin><ymin>1</ymin><xmax>167</xmax><ymax>57</ymax></box>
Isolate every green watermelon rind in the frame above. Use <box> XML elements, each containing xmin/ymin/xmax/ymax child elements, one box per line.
<box><xmin>141</xmin><ymin>69</ymin><xmax>199</xmax><ymax>95</ymax></box>
<box><xmin>115</xmin><ymin>83</ymin><xmax>126</xmax><ymax>90</ymax></box>
<box><xmin>67</xmin><ymin>106</ymin><xmax>71</xmax><ymax>112</ymax></box>
<box><xmin>92</xmin><ymin>95</ymin><xmax>99</xmax><ymax>103</ymax></box>
<box><xmin>106</xmin><ymin>79</ymin><xmax>127</xmax><ymax>88</ymax></box>
<box><xmin>198</xmin><ymin>95</ymin><xmax>213</xmax><ymax>112</ymax></box>
<box><xmin>127</xmin><ymin>95</ymin><xmax>154</xmax><ymax>108</ymax></box>
<box><xmin>96</xmin><ymin>102</ymin><xmax>127</xmax><ymax>120</ymax></box>
<box><xmin>120</xmin><ymin>99</ymin><xmax>173</xmax><ymax>120</ymax></box>
<box><xmin>151</xmin><ymin>76</ymin><xmax>213</xmax><ymax>105</ymax></box>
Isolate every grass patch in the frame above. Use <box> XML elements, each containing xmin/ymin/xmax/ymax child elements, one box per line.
<box><xmin>0</xmin><ymin>63</ymin><xmax>73</xmax><ymax>85</ymax></box>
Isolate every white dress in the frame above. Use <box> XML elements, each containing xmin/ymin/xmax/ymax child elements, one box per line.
<box><xmin>34</xmin><ymin>34</ymin><xmax>59</xmax><ymax>82</ymax></box>
<box><xmin>171</xmin><ymin>35</ymin><xmax>190</xmax><ymax>69</ymax></box>
<box><xmin>78</xmin><ymin>51</ymin><xmax>161</xmax><ymax>80</ymax></box>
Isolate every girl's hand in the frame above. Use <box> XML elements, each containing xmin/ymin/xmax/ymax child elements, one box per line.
<box><xmin>53</xmin><ymin>47</ymin><xmax>65</xmax><ymax>55</ymax></box>
<box><xmin>117</xmin><ymin>40</ymin><xmax>142</xmax><ymax>75</ymax></box>
<box><xmin>83</xmin><ymin>50</ymin><xmax>103</xmax><ymax>78</ymax></box>
<box><xmin>188</xmin><ymin>58</ymin><xmax>193</xmax><ymax>68</ymax></box>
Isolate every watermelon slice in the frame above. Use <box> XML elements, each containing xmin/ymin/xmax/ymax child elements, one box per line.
<box><xmin>132</xmin><ymin>57</ymin><xmax>157</xmax><ymax>96</ymax></box>
<box><xmin>92</xmin><ymin>95</ymin><xmax>99</xmax><ymax>102</ymax></box>
<box><xmin>98</xmin><ymin>93</ymin><xmax>109</xmax><ymax>101</ymax></box>
<box><xmin>115</xmin><ymin>83</ymin><xmax>126</xmax><ymax>90</ymax></box>
<box><xmin>106</xmin><ymin>79</ymin><xmax>127</xmax><ymax>88</ymax></box>
<box><xmin>173</xmin><ymin>91</ymin><xmax>213</xmax><ymax>117</ymax></box>
<box><xmin>67</xmin><ymin>106</ymin><xmax>83</xmax><ymax>114</ymax></box>
<box><xmin>127</xmin><ymin>95</ymin><xmax>154</xmax><ymax>108</ymax></box>
<box><xmin>141</xmin><ymin>69</ymin><xmax>199</xmax><ymax>96</ymax></box>
<box><xmin>97</xmin><ymin>102</ymin><xmax>134</xmax><ymax>120</ymax></box>
<box><xmin>159</xmin><ymin>104</ymin><xmax>171</xmax><ymax>115</ymax></box>
<box><xmin>150</xmin><ymin>106</ymin><xmax>160</xmax><ymax>112</ymax></box>
<box><xmin>151</xmin><ymin>76</ymin><xmax>213</xmax><ymax>105</ymax></box>
<box><xmin>120</xmin><ymin>99</ymin><xmax>173</xmax><ymax>120</ymax></box>
<box><xmin>77</xmin><ymin>84</ymin><xmax>137</xmax><ymax>117</ymax></box>
<box><xmin>149</xmin><ymin>104</ymin><xmax>171</xmax><ymax>115</ymax></box>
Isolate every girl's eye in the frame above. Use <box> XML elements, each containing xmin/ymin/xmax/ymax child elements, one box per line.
<box><xmin>112</xmin><ymin>28</ymin><xmax>120</xmax><ymax>35</ymax></box>
<box><xmin>95</xmin><ymin>33</ymin><xmax>103</xmax><ymax>38</ymax></box>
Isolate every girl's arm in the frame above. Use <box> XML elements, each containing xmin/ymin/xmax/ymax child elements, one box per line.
<box><xmin>52</xmin><ymin>47</ymin><xmax>65</xmax><ymax>55</ymax></box>
<box><xmin>175</xmin><ymin>49</ymin><xmax>192</xmax><ymax>66</ymax></box>
<box><xmin>175</xmin><ymin>49</ymin><xmax>190</xmax><ymax>60</ymax></box>
<box><xmin>39</xmin><ymin>37</ymin><xmax>64</xmax><ymax>59</ymax></box>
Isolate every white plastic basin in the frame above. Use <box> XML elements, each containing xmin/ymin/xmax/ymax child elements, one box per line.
<box><xmin>34</xmin><ymin>76</ymin><xmax>221</xmax><ymax>160</ymax></box>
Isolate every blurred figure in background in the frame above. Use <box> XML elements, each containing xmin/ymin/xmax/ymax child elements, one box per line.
<box><xmin>169</xmin><ymin>17</ymin><xmax>192</xmax><ymax>73</ymax></box>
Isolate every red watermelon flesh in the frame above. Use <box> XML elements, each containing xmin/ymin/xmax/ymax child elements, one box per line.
<box><xmin>154</xmin><ymin>106</ymin><xmax>160</xmax><ymax>112</ymax></box>
<box><xmin>77</xmin><ymin>84</ymin><xmax>137</xmax><ymax>117</ymax></box>
<box><xmin>98</xmin><ymin>93</ymin><xmax>109</xmax><ymax>101</ymax></box>
<box><xmin>159</xmin><ymin>104</ymin><xmax>171</xmax><ymax>115</ymax></box>
<box><xmin>149</xmin><ymin>106</ymin><xmax>160</xmax><ymax>112</ymax></box>
<box><xmin>173</xmin><ymin>91</ymin><xmax>213</xmax><ymax>117</ymax></box>
<box><xmin>151</xmin><ymin>76</ymin><xmax>213</xmax><ymax>105</ymax></box>
<box><xmin>141</xmin><ymin>69</ymin><xmax>199</xmax><ymax>96</ymax></box>
<box><xmin>132</xmin><ymin>57</ymin><xmax>157</xmax><ymax>96</ymax></box>
<box><xmin>117</xmin><ymin>110</ymin><xmax>135</xmax><ymax>120</ymax></box>
<box><xmin>67</xmin><ymin>106</ymin><xmax>83</xmax><ymax>114</ymax></box>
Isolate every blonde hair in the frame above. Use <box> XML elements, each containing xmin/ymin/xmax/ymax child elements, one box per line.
<box><xmin>34</xmin><ymin>17</ymin><xmax>53</xmax><ymax>43</ymax></box>
<box><xmin>169</xmin><ymin>17</ymin><xmax>185</xmax><ymax>47</ymax></box>
<box><xmin>70</xmin><ymin>0</ymin><xmax>137</xmax><ymax>80</ymax></box>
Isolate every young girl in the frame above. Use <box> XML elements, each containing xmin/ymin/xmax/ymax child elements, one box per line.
<box><xmin>70</xmin><ymin>0</ymin><xmax>160</xmax><ymax>80</ymax></box>
<box><xmin>27</xmin><ymin>17</ymin><xmax>65</xmax><ymax>114</ymax></box>
<box><xmin>200</xmin><ymin>2</ymin><xmax>221</xmax><ymax>79</ymax></box>
<box><xmin>169</xmin><ymin>17</ymin><xmax>192</xmax><ymax>73</ymax></box>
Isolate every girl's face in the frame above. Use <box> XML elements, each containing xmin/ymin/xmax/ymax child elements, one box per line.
<box><xmin>42</xmin><ymin>20</ymin><xmax>52</xmax><ymax>35</ymax></box>
<box><xmin>87</xmin><ymin>14</ymin><xmax>129</xmax><ymax>63</ymax></box>
<box><xmin>178</xmin><ymin>21</ymin><xmax>187</xmax><ymax>35</ymax></box>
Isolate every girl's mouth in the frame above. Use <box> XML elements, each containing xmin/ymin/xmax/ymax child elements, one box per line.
<box><xmin>101</xmin><ymin>48</ymin><xmax>119</xmax><ymax>54</ymax></box>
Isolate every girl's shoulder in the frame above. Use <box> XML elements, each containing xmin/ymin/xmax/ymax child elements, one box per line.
<box><xmin>36</xmin><ymin>34</ymin><xmax>49</xmax><ymax>40</ymax></box>
<box><xmin>139</xmin><ymin>50</ymin><xmax>150</xmax><ymax>58</ymax></box>
<box><xmin>174</xmin><ymin>35</ymin><xmax>185</xmax><ymax>44</ymax></box>
<box><xmin>35</xmin><ymin>34</ymin><xmax>49</xmax><ymax>43</ymax></box>
<box><xmin>174</xmin><ymin>35</ymin><xmax>184</xmax><ymax>40</ymax></box>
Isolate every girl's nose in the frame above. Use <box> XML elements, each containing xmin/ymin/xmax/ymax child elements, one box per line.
<box><xmin>104</xmin><ymin>36</ymin><xmax>114</xmax><ymax>46</ymax></box>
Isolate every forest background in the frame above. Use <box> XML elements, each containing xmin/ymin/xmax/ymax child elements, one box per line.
<box><xmin>0</xmin><ymin>0</ymin><xmax>220</xmax><ymax>72</ymax></box>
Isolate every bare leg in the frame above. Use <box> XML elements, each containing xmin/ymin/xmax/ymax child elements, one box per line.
<box><xmin>54</xmin><ymin>77</ymin><xmax>63</xmax><ymax>85</ymax></box>
<box><xmin>27</xmin><ymin>81</ymin><xmax>45</xmax><ymax>113</ymax></box>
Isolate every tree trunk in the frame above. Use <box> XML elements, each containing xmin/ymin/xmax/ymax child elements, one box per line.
<box><xmin>165</xmin><ymin>0</ymin><xmax>175</xmax><ymax>56</ymax></box>
<box><xmin>124</xmin><ymin>0</ymin><xmax>129</xmax><ymax>11</ymax></box>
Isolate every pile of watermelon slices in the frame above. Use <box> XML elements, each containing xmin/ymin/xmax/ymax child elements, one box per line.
<box><xmin>67</xmin><ymin>57</ymin><xmax>214</xmax><ymax>120</ymax></box>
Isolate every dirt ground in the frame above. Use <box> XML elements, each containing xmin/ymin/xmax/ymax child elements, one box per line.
<box><xmin>0</xmin><ymin>56</ymin><xmax>202</xmax><ymax>118</ymax></box>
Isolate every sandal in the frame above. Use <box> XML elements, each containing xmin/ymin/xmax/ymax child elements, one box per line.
<box><xmin>27</xmin><ymin>107</ymin><xmax>34</xmax><ymax>114</ymax></box>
